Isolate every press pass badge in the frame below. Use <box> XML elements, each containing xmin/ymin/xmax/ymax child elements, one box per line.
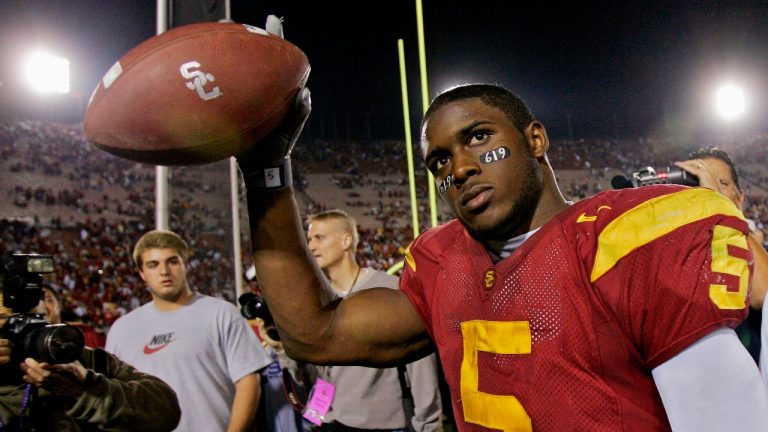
<box><xmin>302</xmin><ymin>378</ymin><xmax>336</xmax><ymax>426</ymax></box>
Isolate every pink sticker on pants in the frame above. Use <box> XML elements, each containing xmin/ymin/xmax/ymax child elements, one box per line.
<box><xmin>302</xmin><ymin>378</ymin><xmax>336</xmax><ymax>426</ymax></box>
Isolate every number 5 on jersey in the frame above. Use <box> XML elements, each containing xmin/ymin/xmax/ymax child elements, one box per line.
<box><xmin>461</xmin><ymin>320</ymin><xmax>532</xmax><ymax>432</ymax></box>
<box><xmin>709</xmin><ymin>224</ymin><xmax>750</xmax><ymax>309</ymax></box>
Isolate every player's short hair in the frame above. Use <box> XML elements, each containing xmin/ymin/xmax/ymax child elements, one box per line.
<box><xmin>422</xmin><ymin>83</ymin><xmax>535</xmax><ymax>135</ymax></box>
<box><xmin>306</xmin><ymin>209</ymin><xmax>359</xmax><ymax>250</ymax></box>
<box><xmin>133</xmin><ymin>230</ymin><xmax>190</xmax><ymax>269</ymax></box>
<box><xmin>687</xmin><ymin>146</ymin><xmax>741</xmax><ymax>191</ymax></box>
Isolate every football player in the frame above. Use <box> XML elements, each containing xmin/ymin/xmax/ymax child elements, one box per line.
<box><xmin>237</xmin><ymin>84</ymin><xmax>768</xmax><ymax>431</ymax></box>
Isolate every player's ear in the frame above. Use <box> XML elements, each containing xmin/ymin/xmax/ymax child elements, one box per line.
<box><xmin>138</xmin><ymin>270</ymin><xmax>147</xmax><ymax>282</ymax></box>
<box><xmin>525</xmin><ymin>121</ymin><xmax>549</xmax><ymax>158</ymax></box>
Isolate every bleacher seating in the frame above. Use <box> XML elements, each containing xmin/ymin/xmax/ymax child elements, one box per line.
<box><xmin>2</xmin><ymin>120</ymin><xmax>767</xmax><ymax>338</ymax></box>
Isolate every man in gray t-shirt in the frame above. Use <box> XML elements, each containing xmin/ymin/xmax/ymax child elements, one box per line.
<box><xmin>106</xmin><ymin>230</ymin><xmax>272</xmax><ymax>431</ymax></box>
<box><xmin>306</xmin><ymin>210</ymin><xmax>442</xmax><ymax>432</ymax></box>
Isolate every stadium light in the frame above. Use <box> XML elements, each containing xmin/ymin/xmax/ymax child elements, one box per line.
<box><xmin>714</xmin><ymin>83</ymin><xmax>746</xmax><ymax>121</ymax></box>
<box><xmin>23</xmin><ymin>51</ymin><xmax>70</xmax><ymax>94</ymax></box>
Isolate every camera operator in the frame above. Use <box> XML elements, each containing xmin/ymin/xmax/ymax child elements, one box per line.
<box><xmin>33</xmin><ymin>285</ymin><xmax>106</xmax><ymax>349</ymax></box>
<box><xmin>254</xmin><ymin>315</ymin><xmax>315</xmax><ymax>432</ymax></box>
<box><xmin>0</xmin><ymin>255</ymin><xmax>181</xmax><ymax>431</ymax></box>
<box><xmin>674</xmin><ymin>147</ymin><xmax>768</xmax><ymax>363</ymax></box>
<box><xmin>240</xmin><ymin>285</ymin><xmax>316</xmax><ymax>432</ymax></box>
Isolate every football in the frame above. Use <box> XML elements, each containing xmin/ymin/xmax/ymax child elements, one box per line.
<box><xmin>83</xmin><ymin>22</ymin><xmax>310</xmax><ymax>165</ymax></box>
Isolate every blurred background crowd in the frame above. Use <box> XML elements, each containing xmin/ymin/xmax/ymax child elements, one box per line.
<box><xmin>2</xmin><ymin>119</ymin><xmax>768</xmax><ymax>337</ymax></box>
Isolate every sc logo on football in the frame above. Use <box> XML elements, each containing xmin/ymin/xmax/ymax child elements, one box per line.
<box><xmin>180</xmin><ymin>61</ymin><xmax>222</xmax><ymax>101</ymax></box>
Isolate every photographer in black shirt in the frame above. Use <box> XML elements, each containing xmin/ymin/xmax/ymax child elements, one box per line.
<box><xmin>0</xmin><ymin>254</ymin><xmax>180</xmax><ymax>431</ymax></box>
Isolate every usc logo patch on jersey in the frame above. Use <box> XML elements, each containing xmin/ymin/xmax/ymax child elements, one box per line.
<box><xmin>483</xmin><ymin>268</ymin><xmax>496</xmax><ymax>289</ymax></box>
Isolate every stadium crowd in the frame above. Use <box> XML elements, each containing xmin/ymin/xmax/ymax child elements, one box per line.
<box><xmin>1</xmin><ymin>119</ymin><xmax>768</xmax><ymax>340</ymax></box>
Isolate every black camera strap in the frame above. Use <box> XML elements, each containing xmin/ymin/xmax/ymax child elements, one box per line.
<box><xmin>282</xmin><ymin>369</ymin><xmax>304</xmax><ymax>411</ymax></box>
<box><xmin>282</xmin><ymin>364</ymin><xmax>312</xmax><ymax>412</ymax></box>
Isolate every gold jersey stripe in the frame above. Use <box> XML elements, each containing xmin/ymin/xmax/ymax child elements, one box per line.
<box><xmin>591</xmin><ymin>188</ymin><xmax>745</xmax><ymax>282</ymax></box>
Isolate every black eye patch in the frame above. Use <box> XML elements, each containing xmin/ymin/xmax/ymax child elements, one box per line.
<box><xmin>480</xmin><ymin>146</ymin><xmax>510</xmax><ymax>164</ymax></box>
<box><xmin>438</xmin><ymin>174</ymin><xmax>454</xmax><ymax>195</ymax></box>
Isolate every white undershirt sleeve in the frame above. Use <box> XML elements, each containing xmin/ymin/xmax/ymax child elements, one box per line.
<box><xmin>652</xmin><ymin>327</ymin><xmax>768</xmax><ymax>432</ymax></box>
<box><xmin>761</xmin><ymin>304</ymin><xmax>768</xmax><ymax>397</ymax></box>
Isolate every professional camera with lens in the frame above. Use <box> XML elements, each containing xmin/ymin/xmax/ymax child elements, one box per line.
<box><xmin>0</xmin><ymin>254</ymin><xmax>85</xmax><ymax>365</ymax></box>
<box><xmin>612</xmin><ymin>166</ymin><xmax>700</xmax><ymax>189</ymax></box>
<box><xmin>238</xmin><ymin>293</ymin><xmax>280</xmax><ymax>341</ymax></box>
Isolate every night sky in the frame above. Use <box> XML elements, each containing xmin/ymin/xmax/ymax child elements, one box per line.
<box><xmin>2</xmin><ymin>0</ymin><xmax>768</xmax><ymax>141</ymax></box>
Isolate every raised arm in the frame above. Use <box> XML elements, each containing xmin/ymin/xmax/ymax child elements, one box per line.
<box><xmin>237</xmin><ymin>90</ymin><xmax>432</xmax><ymax>366</ymax></box>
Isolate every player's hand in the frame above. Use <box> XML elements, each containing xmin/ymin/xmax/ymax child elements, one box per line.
<box><xmin>235</xmin><ymin>87</ymin><xmax>311</xmax><ymax>177</ymax></box>
<box><xmin>20</xmin><ymin>357</ymin><xmax>89</xmax><ymax>399</ymax></box>
<box><xmin>673</xmin><ymin>159</ymin><xmax>721</xmax><ymax>192</ymax></box>
<box><xmin>0</xmin><ymin>339</ymin><xmax>11</xmax><ymax>365</ymax></box>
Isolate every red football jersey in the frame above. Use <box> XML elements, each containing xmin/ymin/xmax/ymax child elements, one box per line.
<box><xmin>400</xmin><ymin>185</ymin><xmax>751</xmax><ymax>432</ymax></box>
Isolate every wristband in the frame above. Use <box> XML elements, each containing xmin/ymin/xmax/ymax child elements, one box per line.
<box><xmin>242</xmin><ymin>158</ymin><xmax>293</xmax><ymax>190</ymax></box>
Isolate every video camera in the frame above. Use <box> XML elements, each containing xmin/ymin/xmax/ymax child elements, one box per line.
<box><xmin>611</xmin><ymin>166</ymin><xmax>700</xmax><ymax>189</ymax></box>
<box><xmin>1</xmin><ymin>254</ymin><xmax>85</xmax><ymax>364</ymax></box>
<box><xmin>238</xmin><ymin>293</ymin><xmax>280</xmax><ymax>341</ymax></box>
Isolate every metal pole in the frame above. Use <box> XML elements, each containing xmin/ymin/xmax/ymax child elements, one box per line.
<box><xmin>230</xmin><ymin>157</ymin><xmax>244</xmax><ymax>301</ymax></box>
<box><xmin>224</xmin><ymin>0</ymin><xmax>245</xmax><ymax>301</ymax></box>
<box><xmin>155</xmin><ymin>0</ymin><xmax>169</xmax><ymax>230</ymax></box>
